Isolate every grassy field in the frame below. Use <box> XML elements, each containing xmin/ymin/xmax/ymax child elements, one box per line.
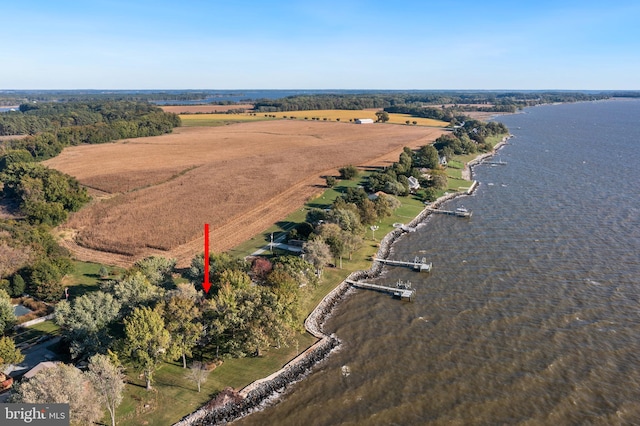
<box><xmin>178</xmin><ymin>109</ymin><xmax>450</xmax><ymax>128</ymax></box>
<box><xmin>60</xmin><ymin>261</ymin><xmax>124</xmax><ymax>298</ymax></box>
<box><xmin>179</xmin><ymin>113</ymin><xmax>273</xmax><ymax>127</ymax></box>
<box><xmin>116</xmin><ymin>333</ymin><xmax>316</xmax><ymax>426</ymax></box>
<box><xmin>14</xmin><ymin>320</ymin><xmax>60</xmax><ymax>346</ymax></box>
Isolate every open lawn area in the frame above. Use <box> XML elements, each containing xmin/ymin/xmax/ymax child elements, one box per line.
<box><xmin>116</xmin><ymin>332</ymin><xmax>317</xmax><ymax>426</ymax></box>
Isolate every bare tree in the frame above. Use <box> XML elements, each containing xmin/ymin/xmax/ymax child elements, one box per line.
<box><xmin>303</xmin><ymin>239</ymin><xmax>333</xmax><ymax>277</ymax></box>
<box><xmin>12</xmin><ymin>363</ymin><xmax>102</xmax><ymax>425</ymax></box>
<box><xmin>88</xmin><ymin>353</ymin><xmax>126</xmax><ymax>426</ymax></box>
<box><xmin>186</xmin><ymin>361</ymin><xmax>210</xmax><ymax>393</ymax></box>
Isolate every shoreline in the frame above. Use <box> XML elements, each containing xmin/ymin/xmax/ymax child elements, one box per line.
<box><xmin>173</xmin><ymin>136</ymin><xmax>511</xmax><ymax>426</ymax></box>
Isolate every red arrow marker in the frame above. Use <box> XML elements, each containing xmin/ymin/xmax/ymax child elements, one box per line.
<box><xmin>203</xmin><ymin>223</ymin><xmax>211</xmax><ymax>293</ymax></box>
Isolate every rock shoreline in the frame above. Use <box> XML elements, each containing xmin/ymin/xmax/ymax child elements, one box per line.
<box><xmin>173</xmin><ymin>137</ymin><xmax>510</xmax><ymax>425</ymax></box>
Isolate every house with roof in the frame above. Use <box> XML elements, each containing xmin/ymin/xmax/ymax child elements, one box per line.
<box><xmin>407</xmin><ymin>176</ymin><xmax>420</xmax><ymax>191</ymax></box>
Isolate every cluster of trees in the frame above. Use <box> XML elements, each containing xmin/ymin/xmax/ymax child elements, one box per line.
<box><xmin>0</xmin><ymin>100</ymin><xmax>182</xmax><ymax>306</ymax></box>
<box><xmin>300</xmin><ymin>168</ymin><xmax>405</xmax><ymax>273</ymax></box>
<box><xmin>52</xmin><ymin>253</ymin><xmax>317</xmax><ymax>393</ymax></box>
<box><xmin>366</xmin><ymin>146</ymin><xmax>445</xmax><ymax>200</ymax></box>
<box><xmin>384</xmin><ymin>105</ymin><xmax>466</xmax><ymax>124</ymax></box>
<box><xmin>10</xmin><ymin>353</ymin><xmax>125</xmax><ymax>426</ymax></box>
<box><xmin>0</xmin><ymin>220</ymin><xmax>75</xmax><ymax>302</ymax></box>
<box><xmin>0</xmin><ymin>90</ymin><xmax>241</xmax><ymax>104</ymax></box>
<box><xmin>251</xmin><ymin>91</ymin><xmax>614</xmax><ymax>114</ymax></box>
<box><xmin>1</xmin><ymin>162</ymin><xmax>89</xmax><ymax>226</ymax></box>
<box><xmin>0</xmin><ymin>102</ymin><xmax>181</xmax><ymax>161</ymax></box>
<box><xmin>254</xmin><ymin>94</ymin><xmax>391</xmax><ymax>112</ymax></box>
<box><xmin>434</xmin><ymin>120</ymin><xmax>509</xmax><ymax>158</ymax></box>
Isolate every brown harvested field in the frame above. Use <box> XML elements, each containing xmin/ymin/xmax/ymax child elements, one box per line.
<box><xmin>44</xmin><ymin>120</ymin><xmax>446</xmax><ymax>267</ymax></box>
<box><xmin>160</xmin><ymin>104</ymin><xmax>254</xmax><ymax>114</ymax></box>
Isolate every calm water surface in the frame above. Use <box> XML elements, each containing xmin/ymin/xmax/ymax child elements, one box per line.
<box><xmin>237</xmin><ymin>100</ymin><xmax>640</xmax><ymax>425</ymax></box>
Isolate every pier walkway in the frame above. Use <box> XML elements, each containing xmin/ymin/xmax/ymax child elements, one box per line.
<box><xmin>425</xmin><ymin>207</ymin><xmax>472</xmax><ymax>218</ymax></box>
<box><xmin>346</xmin><ymin>279</ymin><xmax>415</xmax><ymax>301</ymax></box>
<box><xmin>373</xmin><ymin>257</ymin><xmax>433</xmax><ymax>272</ymax></box>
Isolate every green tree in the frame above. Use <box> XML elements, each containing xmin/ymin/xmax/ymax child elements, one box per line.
<box><xmin>325</xmin><ymin>175</ymin><xmax>337</xmax><ymax>188</ymax></box>
<box><xmin>374</xmin><ymin>194</ymin><xmax>401</xmax><ymax>218</ymax></box>
<box><xmin>0</xmin><ymin>149</ymin><xmax>34</xmax><ymax>171</ymax></box>
<box><xmin>375</xmin><ymin>111</ymin><xmax>390</xmax><ymax>122</ymax></box>
<box><xmin>187</xmin><ymin>252</ymin><xmax>246</xmax><ymax>294</ymax></box>
<box><xmin>0</xmin><ymin>336</ymin><xmax>24</xmax><ymax>371</ymax></box>
<box><xmin>11</xmin><ymin>363</ymin><xmax>103</xmax><ymax>425</ymax></box>
<box><xmin>338</xmin><ymin>164</ymin><xmax>359</xmax><ymax>180</ymax></box>
<box><xmin>429</xmin><ymin>169</ymin><xmax>448</xmax><ymax>190</ymax></box>
<box><xmin>55</xmin><ymin>291</ymin><xmax>121</xmax><ymax>359</ymax></box>
<box><xmin>87</xmin><ymin>353</ymin><xmax>126</xmax><ymax>426</ymax></box>
<box><xmin>133</xmin><ymin>256</ymin><xmax>176</xmax><ymax>288</ymax></box>
<box><xmin>121</xmin><ymin>306</ymin><xmax>171</xmax><ymax>390</ymax></box>
<box><xmin>272</xmin><ymin>256</ymin><xmax>318</xmax><ymax>288</ymax></box>
<box><xmin>415</xmin><ymin>145</ymin><xmax>440</xmax><ymax>169</ymax></box>
<box><xmin>0</xmin><ymin>289</ymin><xmax>17</xmax><ymax>334</ymax></box>
<box><xmin>99</xmin><ymin>265</ymin><xmax>110</xmax><ymax>279</ymax></box>
<box><xmin>266</xmin><ymin>269</ymin><xmax>302</xmax><ymax>330</ymax></box>
<box><xmin>160</xmin><ymin>294</ymin><xmax>202</xmax><ymax>368</ymax></box>
<box><xmin>318</xmin><ymin>224</ymin><xmax>346</xmax><ymax>268</ymax></box>
<box><xmin>109</xmin><ymin>271</ymin><xmax>164</xmax><ymax>310</ymax></box>
<box><xmin>10</xmin><ymin>274</ymin><xmax>26</xmax><ymax>296</ymax></box>
<box><xmin>342</xmin><ymin>232</ymin><xmax>365</xmax><ymax>260</ymax></box>
<box><xmin>27</xmin><ymin>258</ymin><xmax>69</xmax><ymax>302</ymax></box>
<box><xmin>326</xmin><ymin>205</ymin><xmax>362</xmax><ymax>233</ymax></box>
<box><xmin>0</xmin><ymin>162</ymin><xmax>89</xmax><ymax>226</ymax></box>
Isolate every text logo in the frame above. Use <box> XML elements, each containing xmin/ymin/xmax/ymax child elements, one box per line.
<box><xmin>0</xmin><ymin>404</ymin><xmax>69</xmax><ymax>425</ymax></box>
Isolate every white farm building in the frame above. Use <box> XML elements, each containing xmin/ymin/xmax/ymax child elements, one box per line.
<box><xmin>355</xmin><ymin>118</ymin><xmax>374</xmax><ymax>124</ymax></box>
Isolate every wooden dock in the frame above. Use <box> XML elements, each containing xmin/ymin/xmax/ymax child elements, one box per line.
<box><xmin>373</xmin><ymin>257</ymin><xmax>432</xmax><ymax>272</ymax></box>
<box><xmin>346</xmin><ymin>279</ymin><xmax>415</xmax><ymax>301</ymax></box>
<box><xmin>484</xmin><ymin>159</ymin><xmax>507</xmax><ymax>165</ymax></box>
<box><xmin>425</xmin><ymin>207</ymin><xmax>472</xmax><ymax>218</ymax></box>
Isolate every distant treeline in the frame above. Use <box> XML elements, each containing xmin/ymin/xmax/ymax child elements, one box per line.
<box><xmin>252</xmin><ymin>91</ymin><xmax>613</xmax><ymax>115</ymax></box>
<box><xmin>0</xmin><ymin>101</ymin><xmax>181</xmax><ymax>160</ymax></box>
<box><xmin>0</xmin><ymin>91</ymin><xmax>248</xmax><ymax>105</ymax></box>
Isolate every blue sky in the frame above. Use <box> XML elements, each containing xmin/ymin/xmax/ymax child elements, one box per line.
<box><xmin>3</xmin><ymin>0</ymin><xmax>639</xmax><ymax>90</ymax></box>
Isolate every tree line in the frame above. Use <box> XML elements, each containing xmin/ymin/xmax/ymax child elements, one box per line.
<box><xmin>0</xmin><ymin>101</ymin><xmax>181</xmax><ymax>310</ymax></box>
<box><xmin>251</xmin><ymin>91</ymin><xmax>612</xmax><ymax>114</ymax></box>
<box><xmin>0</xmin><ymin>102</ymin><xmax>181</xmax><ymax>161</ymax></box>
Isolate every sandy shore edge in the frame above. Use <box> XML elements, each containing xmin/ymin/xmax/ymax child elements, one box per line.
<box><xmin>173</xmin><ymin>135</ymin><xmax>512</xmax><ymax>425</ymax></box>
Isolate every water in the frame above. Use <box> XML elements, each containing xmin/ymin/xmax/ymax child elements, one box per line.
<box><xmin>13</xmin><ymin>304</ymin><xmax>33</xmax><ymax>317</ymax></box>
<box><xmin>237</xmin><ymin>100</ymin><xmax>640</xmax><ymax>425</ymax></box>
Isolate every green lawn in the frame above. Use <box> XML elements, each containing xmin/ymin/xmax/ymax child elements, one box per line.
<box><xmin>63</xmin><ymin>261</ymin><xmax>124</xmax><ymax>298</ymax></box>
<box><xmin>116</xmin><ymin>332</ymin><xmax>317</xmax><ymax>426</ymax></box>
<box><xmin>14</xmin><ymin>320</ymin><xmax>60</xmax><ymax>346</ymax></box>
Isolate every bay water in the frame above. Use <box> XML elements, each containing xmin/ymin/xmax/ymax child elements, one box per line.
<box><xmin>237</xmin><ymin>100</ymin><xmax>640</xmax><ymax>425</ymax></box>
